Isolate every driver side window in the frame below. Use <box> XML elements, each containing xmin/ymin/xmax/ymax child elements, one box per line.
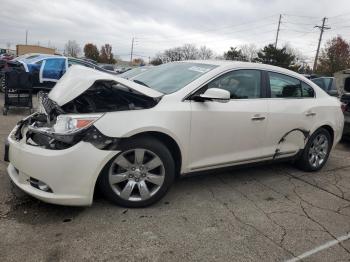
<box><xmin>206</xmin><ymin>69</ymin><xmax>262</xmax><ymax>99</ymax></box>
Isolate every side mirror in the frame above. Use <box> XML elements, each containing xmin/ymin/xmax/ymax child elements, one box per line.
<box><xmin>194</xmin><ymin>88</ymin><xmax>230</xmax><ymax>103</ymax></box>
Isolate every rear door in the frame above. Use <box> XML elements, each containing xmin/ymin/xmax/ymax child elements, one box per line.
<box><xmin>264</xmin><ymin>71</ymin><xmax>317</xmax><ymax>158</ymax></box>
<box><xmin>39</xmin><ymin>58</ymin><xmax>67</xmax><ymax>83</ymax></box>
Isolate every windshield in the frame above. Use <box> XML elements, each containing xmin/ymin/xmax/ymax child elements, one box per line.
<box><xmin>120</xmin><ymin>67</ymin><xmax>151</xmax><ymax>79</ymax></box>
<box><xmin>132</xmin><ymin>62</ymin><xmax>218</xmax><ymax>94</ymax></box>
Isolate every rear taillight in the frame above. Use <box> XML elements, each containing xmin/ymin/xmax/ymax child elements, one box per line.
<box><xmin>341</xmin><ymin>103</ymin><xmax>347</xmax><ymax>113</ymax></box>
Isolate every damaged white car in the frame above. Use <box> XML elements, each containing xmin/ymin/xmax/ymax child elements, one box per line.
<box><xmin>5</xmin><ymin>61</ymin><xmax>344</xmax><ymax>207</ymax></box>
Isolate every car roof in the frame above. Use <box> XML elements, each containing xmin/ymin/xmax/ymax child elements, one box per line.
<box><xmin>19</xmin><ymin>54</ymin><xmax>64</xmax><ymax>64</ymax></box>
<box><xmin>312</xmin><ymin>77</ymin><xmax>334</xmax><ymax>80</ymax></box>
<box><xmin>181</xmin><ymin>60</ymin><xmax>307</xmax><ymax>80</ymax></box>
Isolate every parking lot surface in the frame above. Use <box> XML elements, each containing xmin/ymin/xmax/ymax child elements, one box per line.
<box><xmin>1</xmin><ymin>94</ymin><xmax>350</xmax><ymax>262</ymax></box>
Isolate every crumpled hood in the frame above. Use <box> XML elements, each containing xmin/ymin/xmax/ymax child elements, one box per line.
<box><xmin>48</xmin><ymin>65</ymin><xmax>163</xmax><ymax>106</ymax></box>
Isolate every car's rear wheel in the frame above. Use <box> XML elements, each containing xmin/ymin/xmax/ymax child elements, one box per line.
<box><xmin>98</xmin><ymin>136</ymin><xmax>175</xmax><ymax>207</ymax></box>
<box><xmin>296</xmin><ymin>128</ymin><xmax>332</xmax><ymax>171</ymax></box>
<box><xmin>0</xmin><ymin>76</ymin><xmax>5</xmax><ymax>93</ymax></box>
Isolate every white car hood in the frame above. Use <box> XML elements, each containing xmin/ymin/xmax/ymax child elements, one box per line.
<box><xmin>48</xmin><ymin>65</ymin><xmax>163</xmax><ymax>106</ymax></box>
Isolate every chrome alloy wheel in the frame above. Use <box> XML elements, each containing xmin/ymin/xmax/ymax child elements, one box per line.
<box><xmin>308</xmin><ymin>134</ymin><xmax>329</xmax><ymax>169</ymax></box>
<box><xmin>108</xmin><ymin>149</ymin><xmax>165</xmax><ymax>202</ymax></box>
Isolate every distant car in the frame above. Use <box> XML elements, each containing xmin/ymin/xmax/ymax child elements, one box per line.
<box><xmin>338</xmin><ymin>74</ymin><xmax>350</xmax><ymax>138</ymax></box>
<box><xmin>341</xmin><ymin>95</ymin><xmax>350</xmax><ymax>139</ymax></box>
<box><xmin>311</xmin><ymin>77</ymin><xmax>339</xmax><ymax>97</ymax></box>
<box><xmin>100</xmin><ymin>64</ymin><xmax>115</xmax><ymax>72</ymax></box>
<box><xmin>119</xmin><ymin>66</ymin><xmax>152</xmax><ymax>79</ymax></box>
<box><xmin>0</xmin><ymin>53</ymin><xmax>14</xmax><ymax>61</ymax></box>
<box><xmin>80</xmin><ymin>58</ymin><xmax>98</xmax><ymax>65</ymax></box>
<box><xmin>115</xmin><ymin>67</ymin><xmax>132</xmax><ymax>74</ymax></box>
<box><xmin>1</xmin><ymin>54</ymin><xmax>117</xmax><ymax>91</ymax></box>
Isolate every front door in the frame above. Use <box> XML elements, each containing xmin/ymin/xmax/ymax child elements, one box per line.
<box><xmin>188</xmin><ymin>69</ymin><xmax>269</xmax><ymax>171</ymax></box>
<box><xmin>39</xmin><ymin>58</ymin><xmax>67</xmax><ymax>83</ymax></box>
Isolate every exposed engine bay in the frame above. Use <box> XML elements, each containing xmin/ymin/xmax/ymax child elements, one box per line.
<box><xmin>40</xmin><ymin>80</ymin><xmax>159</xmax><ymax>118</ymax></box>
<box><xmin>61</xmin><ymin>80</ymin><xmax>158</xmax><ymax>114</ymax></box>
<box><xmin>14</xmin><ymin>80</ymin><xmax>160</xmax><ymax>150</ymax></box>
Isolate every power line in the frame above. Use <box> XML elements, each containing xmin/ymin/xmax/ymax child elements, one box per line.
<box><xmin>328</xmin><ymin>12</ymin><xmax>350</xmax><ymax>19</ymax></box>
<box><xmin>282</xmin><ymin>21</ymin><xmax>317</xmax><ymax>26</ymax></box>
<box><xmin>137</xmin><ymin>14</ymin><xmax>279</xmax><ymax>41</ymax></box>
<box><xmin>283</xmin><ymin>14</ymin><xmax>321</xmax><ymax>19</ymax></box>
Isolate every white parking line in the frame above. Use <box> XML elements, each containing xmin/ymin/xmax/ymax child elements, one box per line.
<box><xmin>285</xmin><ymin>232</ymin><xmax>350</xmax><ymax>262</ymax></box>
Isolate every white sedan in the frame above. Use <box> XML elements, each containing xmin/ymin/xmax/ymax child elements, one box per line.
<box><xmin>5</xmin><ymin>61</ymin><xmax>344</xmax><ymax>207</ymax></box>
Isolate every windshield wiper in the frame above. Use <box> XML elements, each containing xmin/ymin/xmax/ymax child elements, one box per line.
<box><xmin>133</xmin><ymin>79</ymin><xmax>149</xmax><ymax>87</ymax></box>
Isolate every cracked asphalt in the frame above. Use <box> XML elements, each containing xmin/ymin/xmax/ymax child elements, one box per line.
<box><xmin>1</xmin><ymin>94</ymin><xmax>350</xmax><ymax>262</ymax></box>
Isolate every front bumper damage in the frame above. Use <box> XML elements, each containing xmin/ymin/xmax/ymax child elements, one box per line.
<box><xmin>6</xmin><ymin>113</ymin><xmax>120</xmax><ymax>206</ymax></box>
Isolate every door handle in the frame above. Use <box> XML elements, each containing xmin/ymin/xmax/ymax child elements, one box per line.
<box><xmin>251</xmin><ymin>115</ymin><xmax>266</xmax><ymax>121</ymax></box>
<box><xmin>305</xmin><ymin>111</ymin><xmax>316</xmax><ymax>117</ymax></box>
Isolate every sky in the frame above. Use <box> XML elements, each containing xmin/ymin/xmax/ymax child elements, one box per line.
<box><xmin>1</xmin><ymin>0</ymin><xmax>350</xmax><ymax>62</ymax></box>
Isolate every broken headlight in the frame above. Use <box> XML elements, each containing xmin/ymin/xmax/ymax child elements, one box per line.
<box><xmin>27</xmin><ymin>113</ymin><xmax>103</xmax><ymax>145</ymax></box>
<box><xmin>53</xmin><ymin>114</ymin><xmax>103</xmax><ymax>134</ymax></box>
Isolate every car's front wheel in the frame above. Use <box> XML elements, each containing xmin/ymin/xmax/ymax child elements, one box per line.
<box><xmin>296</xmin><ymin>128</ymin><xmax>332</xmax><ymax>171</ymax></box>
<box><xmin>98</xmin><ymin>136</ymin><xmax>175</xmax><ymax>207</ymax></box>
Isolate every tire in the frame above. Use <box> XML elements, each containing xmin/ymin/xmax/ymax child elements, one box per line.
<box><xmin>295</xmin><ymin>128</ymin><xmax>332</xmax><ymax>172</ymax></box>
<box><xmin>0</xmin><ymin>77</ymin><xmax>4</xmax><ymax>93</ymax></box>
<box><xmin>98</xmin><ymin>136</ymin><xmax>175</xmax><ymax>207</ymax></box>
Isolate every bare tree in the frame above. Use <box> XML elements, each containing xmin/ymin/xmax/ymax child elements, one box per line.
<box><xmin>239</xmin><ymin>44</ymin><xmax>258</xmax><ymax>62</ymax></box>
<box><xmin>64</xmin><ymin>40</ymin><xmax>81</xmax><ymax>57</ymax></box>
<box><xmin>163</xmin><ymin>47</ymin><xmax>183</xmax><ymax>62</ymax></box>
<box><xmin>99</xmin><ymin>43</ymin><xmax>115</xmax><ymax>64</ymax></box>
<box><xmin>156</xmin><ymin>43</ymin><xmax>212</xmax><ymax>63</ymax></box>
<box><xmin>285</xmin><ymin>44</ymin><xmax>306</xmax><ymax>64</ymax></box>
<box><xmin>181</xmin><ymin>44</ymin><xmax>198</xmax><ymax>60</ymax></box>
<box><xmin>198</xmin><ymin>46</ymin><xmax>213</xmax><ymax>60</ymax></box>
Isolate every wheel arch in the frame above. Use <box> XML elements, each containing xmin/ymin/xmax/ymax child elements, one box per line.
<box><xmin>318</xmin><ymin>124</ymin><xmax>334</xmax><ymax>145</ymax></box>
<box><xmin>127</xmin><ymin>131</ymin><xmax>183</xmax><ymax>177</ymax></box>
<box><xmin>308</xmin><ymin>124</ymin><xmax>335</xmax><ymax>148</ymax></box>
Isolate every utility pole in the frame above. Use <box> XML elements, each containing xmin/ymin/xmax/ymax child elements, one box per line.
<box><xmin>274</xmin><ymin>14</ymin><xmax>282</xmax><ymax>48</ymax></box>
<box><xmin>130</xmin><ymin>37</ymin><xmax>135</xmax><ymax>65</ymax></box>
<box><xmin>313</xmin><ymin>17</ymin><xmax>330</xmax><ymax>72</ymax></box>
<box><xmin>25</xmin><ymin>30</ymin><xmax>28</xmax><ymax>45</ymax></box>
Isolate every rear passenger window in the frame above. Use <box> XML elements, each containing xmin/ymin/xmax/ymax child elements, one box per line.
<box><xmin>268</xmin><ymin>72</ymin><xmax>314</xmax><ymax>98</ymax></box>
<box><xmin>301</xmin><ymin>82</ymin><xmax>315</xmax><ymax>97</ymax></box>
<box><xmin>269</xmin><ymin>72</ymin><xmax>301</xmax><ymax>98</ymax></box>
<box><xmin>207</xmin><ymin>69</ymin><xmax>261</xmax><ymax>99</ymax></box>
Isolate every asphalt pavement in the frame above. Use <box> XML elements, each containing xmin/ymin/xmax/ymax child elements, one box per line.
<box><xmin>1</xmin><ymin>94</ymin><xmax>350</xmax><ymax>262</ymax></box>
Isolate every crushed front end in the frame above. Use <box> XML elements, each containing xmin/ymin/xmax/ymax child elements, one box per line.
<box><xmin>5</xmin><ymin>93</ymin><xmax>121</xmax><ymax>206</ymax></box>
<box><xmin>5</xmin><ymin>65</ymin><xmax>162</xmax><ymax>206</ymax></box>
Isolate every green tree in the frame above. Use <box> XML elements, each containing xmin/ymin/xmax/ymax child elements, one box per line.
<box><xmin>83</xmin><ymin>43</ymin><xmax>99</xmax><ymax>62</ymax></box>
<box><xmin>223</xmin><ymin>47</ymin><xmax>247</xmax><ymax>61</ymax></box>
<box><xmin>317</xmin><ymin>36</ymin><xmax>350</xmax><ymax>75</ymax></box>
<box><xmin>254</xmin><ymin>44</ymin><xmax>295</xmax><ymax>69</ymax></box>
